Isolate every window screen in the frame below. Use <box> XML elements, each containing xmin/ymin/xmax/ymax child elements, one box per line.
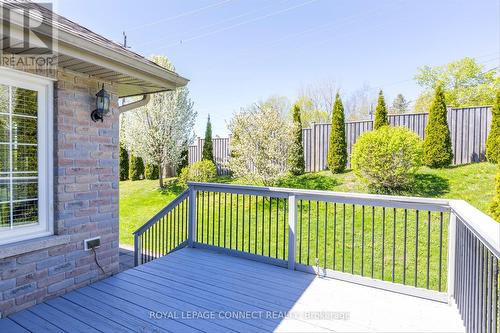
<box><xmin>0</xmin><ymin>84</ymin><xmax>39</xmax><ymax>230</ymax></box>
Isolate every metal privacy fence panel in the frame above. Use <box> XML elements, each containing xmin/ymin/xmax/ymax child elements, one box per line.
<box><xmin>188</xmin><ymin>106</ymin><xmax>492</xmax><ymax>174</ymax></box>
<box><xmin>188</xmin><ymin>137</ymin><xmax>231</xmax><ymax>175</ymax></box>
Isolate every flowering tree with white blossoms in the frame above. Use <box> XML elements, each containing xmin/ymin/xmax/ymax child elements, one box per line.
<box><xmin>121</xmin><ymin>55</ymin><xmax>196</xmax><ymax>187</ymax></box>
<box><xmin>228</xmin><ymin>96</ymin><xmax>292</xmax><ymax>186</ymax></box>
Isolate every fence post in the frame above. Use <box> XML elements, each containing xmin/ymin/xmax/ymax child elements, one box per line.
<box><xmin>188</xmin><ymin>187</ymin><xmax>197</xmax><ymax>247</ymax></box>
<box><xmin>134</xmin><ymin>233</ymin><xmax>140</xmax><ymax>266</ymax></box>
<box><xmin>311</xmin><ymin>122</ymin><xmax>316</xmax><ymax>172</ymax></box>
<box><xmin>447</xmin><ymin>212</ymin><xmax>457</xmax><ymax>299</ymax></box>
<box><xmin>288</xmin><ymin>195</ymin><xmax>297</xmax><ymax>270</ymax></box>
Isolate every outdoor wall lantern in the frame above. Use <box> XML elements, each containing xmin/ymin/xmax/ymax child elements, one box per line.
<box><xmin>91</xmin><ymin>84</ymin><xmax>110</xmax><ymax>122</ymax></box>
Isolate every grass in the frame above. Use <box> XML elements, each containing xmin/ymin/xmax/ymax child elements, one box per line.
<box><xmin>120</xmin><ymin>162</ymin><xmax>497</xmax><ymax>290</ymax></box>
<box><xmin>119</xmin><ymin>178</ymin><xmax>183</xmax><ymax>246</ymax></box>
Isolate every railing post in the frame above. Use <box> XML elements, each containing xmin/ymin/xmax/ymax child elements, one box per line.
<box><xmin>188</xmin><ymin>187</ymin><xmax>197</xmax><ymax>247</ymax></box>
<box><xmin>447</xmin><ymin>212</ymin><xmax>457</xmax><ymax>299</ymax></box>
<box><xmin>288</xmin><ymin>195</ymin><xmax>297</xmax><ymax>270</ymax></box>
<box><xmin>134</xmin><ymin>233</ymin><xmax>140</xmax><ymax>266</ymax></box>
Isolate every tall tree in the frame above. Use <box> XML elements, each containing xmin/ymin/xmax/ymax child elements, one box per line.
<box><xmin>119</xmin><ymin>144</ymin><xmax>129</xmax><ymax>181</ymax></box>
<box><xmin>327</xmin><ymin>93</ymin><xmax>347</xmax><ymax>173</ymax></box>
<box><xmin>121</xmin><ymin>55</ymin><xmax>196</xmax><ymax>188</ymax></box>
<box><xmin>177</xmin><ymin>141</ymin><xmax>189</xmax><ymax>175</ymax></box>
<box><xmin>374</xmin><ymin>90</ymin><xmax>389</xmax><ymax>129</ymax></box>
<box><xmin>486</xmin><ymin>91</ymin><xmax>500</xmax><ymax>163</ymax></box>
<box><xmin>391</xmin><ymin>94</ymin><xmax>409</xmax><ymax>114</ymax></box>
<box><xmin>288</xmin><ymin>103</ymin><xmax>305</xmax><ymax>175</ymax></box>
<box><xmin>129</xmin><ymin>154</ymin><xmax>144</xmax><ymax>181</ymax></box>
<box><xmin>423</xmin><ymin>83</ymin><xmax>453</xmax><ymax>168</ymax></box>
<box><xmin>202</xmin><ymin>115</ymin><xmax>215</xmax><ymax>163</ymax></box>
<box><xmin>415</xmin><ymin>57</ymin><xmax>499</xmax><ymax>111</ymax></box>
<box><xmin>491</xmin><ymin>166</ymin><xmax>500</xmax><ymax>221</ymax></box>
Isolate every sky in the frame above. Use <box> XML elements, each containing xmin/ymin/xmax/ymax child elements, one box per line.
<box><xmin>53</xmin><ymin>0</ymin><xmax>499</xmax><ymax>137</ymax></box>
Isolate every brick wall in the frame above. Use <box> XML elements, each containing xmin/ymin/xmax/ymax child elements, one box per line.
<box><xmin>0</xmin><ymin>70</ymin><xmax>120</xmax><ymax>316</ymax></box>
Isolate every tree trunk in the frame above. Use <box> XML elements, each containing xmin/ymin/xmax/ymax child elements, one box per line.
<box><xmin>159</xmin><ymin>164</ymin><xmax>164</xmax><ymax>188</ymax></box>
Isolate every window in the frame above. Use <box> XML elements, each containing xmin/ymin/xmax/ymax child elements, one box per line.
<box><xmin>0</xmin><ymin>69</ymin><xmax>53</xmax><ymax>245</ymax></box>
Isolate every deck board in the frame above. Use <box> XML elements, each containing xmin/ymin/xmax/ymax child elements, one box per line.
<box><xmin>0</xmin><ymin>247</ymin><xmax>465</xmax><ymax>332</ymax></box>
<box><xmin>9</xmin><ymin>310</ymin><xmax>65</xmax><ymax>333</ymax></box>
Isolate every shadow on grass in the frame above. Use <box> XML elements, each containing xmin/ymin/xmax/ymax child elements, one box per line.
<box><xmin>407</xmin><ymin>173</ymin><xmax>450</xmax><ymax>198</ymax></box>
<box><xmin>277</xmin><ymin>173</ymin><xmax>340</xmax><ymax>191</ymax></box>
<box><xmin>158</xmin><ymin>179</ymin><xmax>185</xmax><ymax>196</ymax></box>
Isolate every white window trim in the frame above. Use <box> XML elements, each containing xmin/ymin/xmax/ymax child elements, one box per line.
<box><xmin>0</xmin><ymin>68</ymin><xmax>54</xmax><ymax>245</ymax></box>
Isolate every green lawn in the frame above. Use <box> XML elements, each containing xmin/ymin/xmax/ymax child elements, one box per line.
<box><xmin>120</xmin><ymin>162</ymin><xmax>497</xmax><ymax>290</ymax></box>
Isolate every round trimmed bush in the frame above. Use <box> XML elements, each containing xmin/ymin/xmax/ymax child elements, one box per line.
<box><xmin>179</xmin><ymin>160</ymin><xmax>217</xmax><ymax>187</ymax></box>
<box><xmin>351</xmin><ymin>126</ymin><xmax>423</xmax><ymax>193</ymax></box>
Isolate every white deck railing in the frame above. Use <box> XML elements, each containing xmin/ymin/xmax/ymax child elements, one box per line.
<box><xmin>134</xmin><ymin>182</ymin><xmax>499</xmax><ymax>333</ymax></box>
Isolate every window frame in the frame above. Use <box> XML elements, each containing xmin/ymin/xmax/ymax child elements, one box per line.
<box><xmin>0</xmin><ymin>68</ymin><xmax>54</xmax><ymax>245</ymax></box>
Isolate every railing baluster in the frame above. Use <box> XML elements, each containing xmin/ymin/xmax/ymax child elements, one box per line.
<box><xmin>223</xmin><ymin>192</ymin><xmax>227</xmax><ymax>248</ymax></box>
<box><xmin>361</xmin><ymin>205</ymin><xmax>365</xmax><ymax>276</ymax></box>
<box><xmin>474</xmin><ymin>237</ymin><xmax>479</xmax><ymax>332</ymax></box>
<box><xmin>248</xmin><ymin>195</ymin><xmax>251</xmax><ymax>253</ymax></box>
<box><xmin>206</xmin><ymin>191</ymin><xmax>210</xmax><ymax>244</ymax></box>
<box><xmin>427</xmin><ymin>211</ymin><xmax>431</xmax><ymax>290</ymax></box>
<box><xmin>392</xmin><ymin>208</ymin><xmax>396</xmax><ymax>283</ymax></box>
<box><xmin>351</xmin><ymin>204</ymin><xmax>355</xmax><ymax>274</ymax></box>
<box><xmin>491</xmin><ymin>257</ymin><xmax>498</xmax><ymax>332</ymax></box>
<box><xmin>382</xmin><ymin>207</ymin><xmax>385</xmax><ymax>280</ymax></box>
<box><xmin>161</xmin><ymin>216</ymin><xmax>165</xmax><ymax>255</ymax></box>
<box><xmin>234</xmin><ymin>194</ymin><xmax>238</xmax><ymax>250</ymax></box>
<box><xmin>307</xmin><ymin>200</ymin><xmax>311</xmax><ymax>266</ymax></box>
<box><xmin>147</xmin><ymin>228</ymin><xmax>151</xmax><ymax>262</ymax></box>
<box><xmin>438</xmin><ymin>212</ymin><xmax>443</xmax><ymax>292</ymax></box>
<box><xmin>242</xmin><ymin>194</ymin><xmax>245</xmax><ymax>251</ymax></box>
<box><xmin>268</xmin><ymin>197</ymin><xmax>271</xmax><ymax>257</ymax></box>
<box><xmin>415</xmin><ymin>210</ymin><xmax>419</xmax><ymax>287</ymax></box>
<box><xmin>316</xmin><ymin>201</ymin><xmax>319</xmax><ymax>262</ymax></box>
<box><xmin>371</xmin><ymin>206</ymin><xmax>375</xmax><ymax>279</ymax></box>
<box><xmin>218</xmin><ymin>192</ymin><xmax>221</xmax><ymax>247</ymax></box>
<box><xmin>482</xmin><ymin>244</ymin><xmax>487</xmax><ymax>333</ymax></box>
<box><xmin>255</xmin><ymin>195</ymin><xmax>258</xmax><ymax>254</ymax></box>
<box><xmin>275</xmin><ymin>197</ymin><xmax>279</xmax><ymax>258</ymax></box>
<box><xmin>403</xmin><ymin>209</ymin><xmax>407</xmax><ymax>285</ymax></box>
<box><xmin>212</xmin><ymin>191</ymin><xmax>215</xmax><ymax>245</ymax></box>
<box><xmin>154</xmin><ymin>222</ymin><xmax>158</xmax><ymax>259</ymax></box>
<box><xmin>168</xmin><ymin>211</ymin><xmax>172</xmax><ymax>252</ymax></box>
<box><xmin>283</xmin><ymin>199</ymin><xmax>287</xmax><ymax>260</ymax></box>
<box><xmin>229</xmin><ymin>193</ymin><xmax>232</xmax><ymax>249</ymax></box>
<box><xmin>333</xmin><ymin>203</ymin><xmax>337</xmax><ymax>270</ymax></box>
<box><xmin>261</xmin><ymin>196</ymin><xmax>265</xmax><ymax>256</ymax></box>
<box><xmin>487</xmin><ymin>252</ymin><xmax>492</xmax><ymax>333</ymax></box>
<box><xmin>288</xmin><ymin>195</ymin><xmax>297</xmax><ymax>270</ymax></box>
<box><xmin>323</xmin><ymin>202</ymin><xmax>327</xmax><ymax>269</ymax></box>
<box><xmin>200</xmin><ymin>191</ymin><xmax>204</xmax><ymax>243</ymax></box>
<box><xmin>342</xmin><ymin>203</ymin><xmax>346</xmax><ymax>273</ymax></box>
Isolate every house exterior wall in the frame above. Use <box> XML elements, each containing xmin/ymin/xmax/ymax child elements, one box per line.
<box><xmin>0</xmin><ymin>70</ymin><xmax>120</xmax><ymax>317</ymax></box>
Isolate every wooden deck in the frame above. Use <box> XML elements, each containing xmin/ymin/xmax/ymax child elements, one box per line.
<box><xmin>0</xmin><ymin>247</ymin><xmax>465</xmax><ymax>332</ymax></box>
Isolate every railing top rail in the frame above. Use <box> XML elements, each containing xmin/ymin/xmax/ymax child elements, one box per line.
<box><xmin>187</xmin><ymin>182</ymin><xmax>451</xmax><ymax>212</ymax></box>
<box><xmin>450</xmin><ymin>200</ymin><xmax>500</xmax><ymax>258</ymax></box>
<box><xmin>133</xmin><ymin>189</ymin><xmax>190</xmax><ymax>236</ymax></box>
